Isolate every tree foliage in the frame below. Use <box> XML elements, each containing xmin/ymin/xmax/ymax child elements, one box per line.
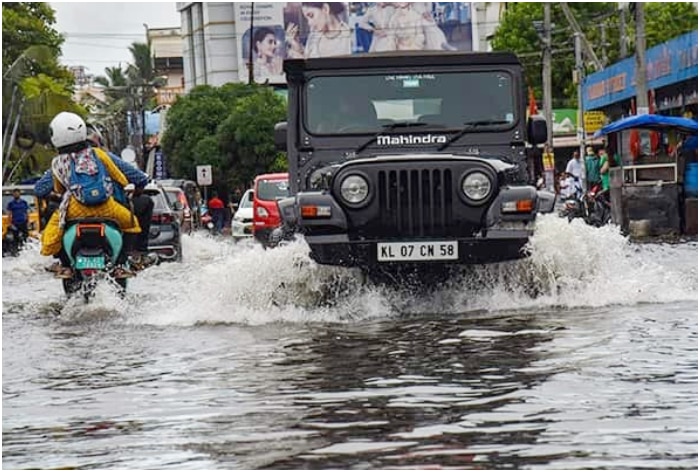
<box><xmin>161</xmin><ymin>83</ymin><xmax>287</xmax><ymax>192</ymax></box>
<box><xmin>2</xmin><ymin>2</ymin><xmax>63</xmax><ymax>75</ymax></box>
<box><xmin>2</xmin><ymin>2</ymin><xmax>82</xmax><ymax>182</ymax></box>
<box><xmin>491</xmin><ymin>2</ymin><xmax>698</xmax><ymax>108</ymax></box>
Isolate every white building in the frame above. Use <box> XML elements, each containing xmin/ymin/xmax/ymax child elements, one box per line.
<box><xmin>176</xmin><ymin>2</ymin><xmax>504</xmax><ymax>92</ymax></box>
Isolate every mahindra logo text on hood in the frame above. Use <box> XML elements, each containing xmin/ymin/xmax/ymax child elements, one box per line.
<box><xmin>376</xmin><ymin>134</ymin><xmax>448</xmax><ymax>146</ymax></box>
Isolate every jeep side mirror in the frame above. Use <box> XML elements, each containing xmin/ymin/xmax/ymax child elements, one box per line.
<box><xmin>527</xmin><ymin>116</ymin><xmax>547</xmax><ymax>145</ymax></box>
<box><xmin>172</xmin><ymin>201</ymin><xmax>184</xmax><ymax>211</ymax></box>
<box><xmin>274</xmin><ymin>121</ymin><xmax>287</xmax><ymax>152</ymax></box>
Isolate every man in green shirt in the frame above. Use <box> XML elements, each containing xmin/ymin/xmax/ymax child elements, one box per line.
<box><xmin>584</xmin><ymin>146</ymin><xmax>601</xmax><ymax>189</ymax></box>
<box><xmin>599</xmin><ymin>149</ymin><xmax>611</xmax><ymax>191</ymax></box>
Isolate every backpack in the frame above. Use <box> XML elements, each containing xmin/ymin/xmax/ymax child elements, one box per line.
<box><xmin>68</xmin><ymin>148</ymin><xmax>113</xmax><ymax>206</ymax></box>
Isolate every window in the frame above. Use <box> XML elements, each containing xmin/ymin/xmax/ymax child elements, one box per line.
<box><xmin>257</xmin><ymin>180</ymin><xmax>289</xmax><ymax>201</ymax></box>
<box><xmin>305</xmin><ymin>71</ymin><xmax>516</xmax><ymax>135</ymax></box>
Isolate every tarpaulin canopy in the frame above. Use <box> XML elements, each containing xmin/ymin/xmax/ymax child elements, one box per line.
<box><xmin>594</xmin><ymin>114</ymin><xmax>698</xmax><ymax>138</ymax></box>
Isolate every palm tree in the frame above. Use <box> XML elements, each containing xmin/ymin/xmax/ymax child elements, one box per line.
<box><xmin>91</xmin><ymin>65</ymin><xmax>131</xmax><ymax>150</ymax></box>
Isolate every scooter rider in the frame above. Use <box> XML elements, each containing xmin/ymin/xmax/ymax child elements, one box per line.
<box><xmin>39</xmin><ymin>112</ymin><xmax>142</xmax><ymax>279</ymax></box>
<box><xmin>36</xmin><ymin>122</ymin><xmax>150</xmax><ymax>273</ymax></box>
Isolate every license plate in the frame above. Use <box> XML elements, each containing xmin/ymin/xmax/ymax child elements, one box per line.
<box><xmin>75</xmin><ymin>256</ymin><xmax>106</xmax><ymax>270</ymax></box>
<box><xmin>377</xmin><ymin>241</ymin><xmax>458</xmax><ymax>262</ymax></box>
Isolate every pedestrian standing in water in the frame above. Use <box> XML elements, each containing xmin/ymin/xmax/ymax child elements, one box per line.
<box><xmin>208</xmin><ymin>192</ymin><xmax>225</xmax><ymax>234</ymax></box>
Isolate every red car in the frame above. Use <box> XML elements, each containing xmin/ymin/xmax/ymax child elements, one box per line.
<box><xmin>253</xmin><ymin>172</ymin><xmax>289</xmax><ymax>246</ymax></box>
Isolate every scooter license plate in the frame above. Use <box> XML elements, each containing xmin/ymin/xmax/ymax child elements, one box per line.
<box><xmin>75</xmin><ymin>256</ymin><xmax>106</xmax><ymax>270</ymax></box>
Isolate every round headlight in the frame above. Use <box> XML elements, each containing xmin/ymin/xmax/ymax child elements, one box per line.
<box><xmin>340</xmin><ymin>174</ymin><xmax>369</xmax><ymax>205</ymax></box>
<box><xmin>462</xmin><ymin>172</ymin><xmax>492</xmax><ymax>202</ymax></box>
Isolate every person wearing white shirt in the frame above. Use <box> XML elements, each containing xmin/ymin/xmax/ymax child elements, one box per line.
<box><xmin>565</xmin><ymin>150</ymin><xmax>583</xmax><ymax>181</ymax></box>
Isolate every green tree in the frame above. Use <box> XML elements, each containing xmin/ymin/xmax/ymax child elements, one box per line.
<box><xmin>490</xmin><ymin>2</ymin><xmax>698</xmax><ymax>108</ymax></box>
<box><xmin>217</xmin><ymin>87</ymin><xmax>287</xmax><ymax>186</ymax></box>
<box><xmin>161</xmin><ymin>83</ymin><xmax>287</xmax><ymax>193</ymax></box>
<box><xmin>644</xmin><ymin>3</ymin><xmax>698</xmax><ymax>49</ymax></box>
<box><xmin>2</xmin><ymin>2</ymin><xmax>81</xmax><ymax>182</ymax></box>
<box><xmin>2</xmin><ymin>3</ymin><xmax>63</xmax><ymax>75</ymax></box>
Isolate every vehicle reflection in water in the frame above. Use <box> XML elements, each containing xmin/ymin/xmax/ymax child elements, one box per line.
<box><xmin>181</xmin><ymin>311</ymin><xmax>565</xmax><ymax>470</ymax></box>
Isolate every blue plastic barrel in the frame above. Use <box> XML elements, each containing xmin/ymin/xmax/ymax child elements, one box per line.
<box><xmin>685</xmin><ymin>163</ymin><xmax>698</xmax><ymax>197</ymax></box>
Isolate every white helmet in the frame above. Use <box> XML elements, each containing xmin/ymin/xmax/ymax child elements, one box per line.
<box><xmin>49</xmin><ymin>112</ymin><xmax>87</xmax><ymax>149</ymax></box>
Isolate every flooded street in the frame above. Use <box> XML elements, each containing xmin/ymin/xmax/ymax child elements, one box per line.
<box><xmin>2</xmin><ymin>215</ymin><xmax>697</xmax><ymax>470</ymax></box>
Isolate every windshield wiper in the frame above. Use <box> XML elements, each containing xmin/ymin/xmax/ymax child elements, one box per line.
<box><xmin>354</xmin><ymin>122</ymin><xmax>429</xmax><ymax>156</ymax></box>
<box><xmin>436</xmin><ymin>119</ymin><xmax>511</xmax><ymax>152</ymax></box>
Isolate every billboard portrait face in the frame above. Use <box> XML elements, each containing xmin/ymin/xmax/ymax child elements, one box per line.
<box><xmin>242</xmin><ymin>25</ymin><xmax>286</xmax><ymax>82</ymax></box>
<box><xmin>234</xmin><ymin>2</ymin><xmax>473</xmax><ymax>84</ymax></box>
<box><xmin>284</xmin><ymin>2</ymin><xmax>352</xmax><ymax>59</ymax></box>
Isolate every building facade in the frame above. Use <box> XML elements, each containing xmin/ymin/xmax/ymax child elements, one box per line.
<box><xmin>176</xmin><ymin>2</ymin><xmax>503</xmax><ymax>92</ymax></box>
<box><xmin>583</xmin><ymin>30</ymin><xmax>698</xmax><ymax>121</ymax></box>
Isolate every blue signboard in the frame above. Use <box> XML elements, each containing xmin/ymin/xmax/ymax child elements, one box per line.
<box><xmin>583</xmin><ymin>31</ymin><xmax>698</xmax><ymax>111</ymax></box>
<box><xmin>153</xmin><ymin>150</ymin><xmax>167</xmax><ymax>180</ymax></box>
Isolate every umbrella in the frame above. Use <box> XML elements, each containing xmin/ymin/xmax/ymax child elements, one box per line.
<box><xmin>594</xmin><ymin>114</ymin><xmax>698</xmax><ymax>138</ymax></box>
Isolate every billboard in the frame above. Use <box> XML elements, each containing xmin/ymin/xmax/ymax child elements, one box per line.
<box><xmin>234</xmin><ymin>2</ymin><xmax>473</xmax><ymax>84</ymax></box>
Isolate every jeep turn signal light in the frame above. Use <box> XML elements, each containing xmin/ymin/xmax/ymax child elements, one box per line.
<box><xmin>502</xmin><ymin>199</ymin><xmax>534</xmax><ymax>213</ymax></box>
<box><xmin>301</xmin><ymin>205</ymin><xmax>332</xmax><ymax>218</ymax></box>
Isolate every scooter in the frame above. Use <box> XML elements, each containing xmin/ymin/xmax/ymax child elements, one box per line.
<box><xmin>61</xmin><ymin>218</ymin><xmax>130</xmax><ymax>302</ymax></box>
<box><xmin>559</xmin><ymin>182</ymin><xmax>611</xmax><ymax>227</ymax></box>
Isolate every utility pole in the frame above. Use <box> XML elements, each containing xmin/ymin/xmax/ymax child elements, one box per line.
<box><xmin>574</xmin><ymin>32</ymin><xmax>588</xmax><ymax>193</ymax></box>
<box><xmin>619</xmin><ymin>3</ymin><xmax>628</xmax><ymax>58</ymax></box>
<box><xmin>247</xmin><ymin>2</ymin><xmax>255</xmax><ymax>85</ymax></box>
<box><xmin>600</xmin><ymin>23</ymin><xmax>608</xmax><ymax>66</ymax></box>
<box><xmin>634</xmin><ymin>3</ymin><xmax>648</xmax><ymax>113</ymax></box>
<box><xmin>543</xmin><ymin>3</ymin><xmax>553</xmax><ymax>147</ymax></box>
<box><xmin>559</xmin><ymin>2</ymin><xmax>604</xmax><ymax>71</ymax></box>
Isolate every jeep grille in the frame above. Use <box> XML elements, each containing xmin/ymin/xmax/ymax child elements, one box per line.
<box><xmin>377</xmin><ymin>168</ymin><xmax>453</xmax><ymax>237</ymax></box>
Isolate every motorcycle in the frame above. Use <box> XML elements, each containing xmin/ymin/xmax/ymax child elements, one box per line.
<box><xmin>2</xmin><ymin>224</ymin><xmax>27</xmax><ymax>257</ymax></box>
<box><xmin>559</xmin><ymin>181</ymin><xmax>611</xmax><ymax>227</ymax></box>
<box><xmin>61</xmin><ymin>218</ymin><xmax>130</xmax><ymax>301</ymax></box>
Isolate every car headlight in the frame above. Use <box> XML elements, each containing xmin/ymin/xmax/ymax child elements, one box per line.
<box><xmin>462</xmin><ymin>172</ymin><xmax>492</xmax><ymax>202</ymax></box>
<box><xmin>340</xmin><ymin>174</ymin><xmax>369</xmax><ymax>205</ymax></box>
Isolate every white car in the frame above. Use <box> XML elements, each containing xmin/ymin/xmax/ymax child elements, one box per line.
<box><xmin>231</xmin><ymin>189</ymin><xmax>254</xmax><ymax>240</ymax></box>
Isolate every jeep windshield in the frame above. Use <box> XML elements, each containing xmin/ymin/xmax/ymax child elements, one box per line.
<box><xmin>305</xmin><ymin>71</ymin><xmax>516</xmax><ymax>135</ymax></box>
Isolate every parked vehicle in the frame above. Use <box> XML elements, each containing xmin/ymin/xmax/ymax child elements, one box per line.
<box><xmin>157</xmin><ymin>179</ymin><xmax>201</xmax><ymax>230</ymax></box>
<box><xmin>162</xmin><ymin>186</ymin><xmax>193</xmax><ymax>234</ymax></box>
<box><xmin>273</xmin><ymin>51</ymin><xmax>553</xmax><ymax>276</ymax></box>
<box><xmin>559</xmin><ymin>183</ymin><xmax>611</xmax><ymax>227</ymax></box>
<box><xmin>60</xmin><ymin>218</ymin><xmax>129</xmax><ymax>302</ymax></box>
<box><xmin>252</xmin><ymin>173</ymin><xmax>289</xmax><ymax>247</ymax></box>
<box><xmin>144</xmin><ymin>183</ymin><xmax>183</xmax><ymax>262</ymax></box>
<box><xmin>231</xmin><ymin>189</ymin><xmax>254</xmax><ymax>240</ymax></box>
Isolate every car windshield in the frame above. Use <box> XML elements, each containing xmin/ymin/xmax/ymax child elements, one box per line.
<box><xmin>257</xmin><ymin>180</ymin><xmax>289</xmax><ymax>201</ymax></box>
<box><xmin>305</xmin><ymin>71</ymin><xmax>516</xmax><ymax>135</ymax></box>
<box><xmin>165</xmin><ymin>190</ymin><xmax>187</xmax><ymax>208</ymax></box>
<box><xmin>3</xmin><ymin>194</ymin><xmax>36</xmax><ymax>211</ymax></box>
<box><xmin>146</xmin><ymin>191</ymin><xmax>170</xmax><ymax>211</ymax></box>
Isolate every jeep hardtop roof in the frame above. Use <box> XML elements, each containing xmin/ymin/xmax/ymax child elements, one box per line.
<box><xmin>284</xmin><ymin>51</ymin><xmax>521</xmax><ymax>75</ymax></box>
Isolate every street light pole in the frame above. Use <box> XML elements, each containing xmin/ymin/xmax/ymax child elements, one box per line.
<box><xmin>575</xmin><ymin>32</ymin><xmax>587</xmax><ymax>193</ymax></box>
<box><xmin>141</xmin><ymin>88</ymin><xmax>148</xmax><ymax>169</ymax></box>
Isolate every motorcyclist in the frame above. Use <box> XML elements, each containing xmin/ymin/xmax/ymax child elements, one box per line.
<box><xmin>39</xmin><ymin>112</ymin><xmax>142</xmax><ymax>279</ymax></box>
<box><xmin>36</xmin><ymin>122</ymin><xmax>151</xmax><ymax>273</ymax></box>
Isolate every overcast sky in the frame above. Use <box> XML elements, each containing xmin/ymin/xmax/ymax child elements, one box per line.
<box><xmin>51</xmin><ymin>2</ymin><xmax>181</xmax><ymax>77</ymax></box>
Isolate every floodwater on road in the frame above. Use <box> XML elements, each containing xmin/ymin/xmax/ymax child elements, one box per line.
<box><xmin>2</xmin><ymin>215</ymin><xmax>698</xmax><ymax>469</ymax></box>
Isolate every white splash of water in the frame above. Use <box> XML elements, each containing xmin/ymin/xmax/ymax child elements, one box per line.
<box><xmin>2</xmin><ymin>220</ymin><xmax>697</xmax><ymax>326</ymax></box>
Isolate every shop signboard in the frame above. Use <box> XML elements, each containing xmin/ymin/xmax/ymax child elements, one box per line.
<box><xmin>584</xmin><ymin>110</ymin><xmax>606</xmax><ymax>134</ymax></box>
<box><xmin>233</xmin><ymin>2</ymin><xmax>474</xmax><ymax>85</ymax></box>
<box><xmin>552</xmin><ymin>108</ymin><xmax>577</xmax><ymax>135</ymax></box>
<box><xmin>582</xmin><ymin>30</ymin><xmax>698</xmax><ymax>111</ymax></box>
